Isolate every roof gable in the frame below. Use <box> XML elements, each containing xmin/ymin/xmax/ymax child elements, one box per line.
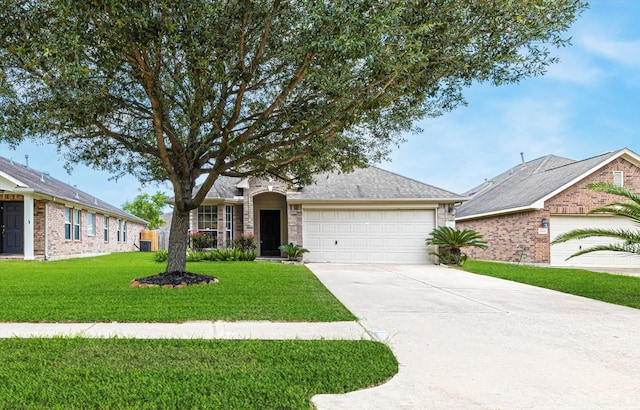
<box><xmin>0</xmin><ymin>155</ymin><xmax>146</xmax><ymax>224</ymax></box>
<box><xmin>457</xmin><ymin>148</ymin><xmax>637</xmax><ymax>219</ymax></box>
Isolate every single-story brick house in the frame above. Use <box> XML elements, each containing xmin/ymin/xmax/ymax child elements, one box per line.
<box><xmin>0</xmin><ymin>155</ymin><xmax>146</xmax><ymax>260</ymax></box>
<box><xmin>184</xmin><ymin>166</ymin><xmax>466</xmax><ymax>264</ymax></box>
<box><xmin>456</xmin><ymin>148</ymin><xmax>640</xmax><ymax>268</ymax></box>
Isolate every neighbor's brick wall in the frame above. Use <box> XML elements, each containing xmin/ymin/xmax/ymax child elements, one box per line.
<box><xmin>33</xmin><ymin>200</ymin><xmax>47</xmax><ymax>258</ymax></box>
<box><xmin>546</xmin><ymin>158</ymin><xmax>640</xmax><ymax>214</ymax></box>
<box><xmin>45</xmin><ymin>202</ymin><xmax>144</xmax><ymax>260</ymax></box>
<box><xmin>457</xmin><ymin>209</ymin><xmax>551</xmax><ymax>264</ymax></box>
<box><xmin>458</xmin><ymin>157</ymin><xmax>640</xmax><ymax>264</ymax></box>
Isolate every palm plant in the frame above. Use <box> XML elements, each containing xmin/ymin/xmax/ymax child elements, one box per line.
<box><xmin>426</xmin><ymin>226</ymin><xmax>487</xmax><ymax>265</ymax></box>
<box><xmin>551</xmin><ymin>182</ymin><xmax>640</xmax><ymax>259</ymax></box>
<box><xmin>278</xmin><ymin>243</ymin><xmax>309</xmax><ymax>261</ymax></box>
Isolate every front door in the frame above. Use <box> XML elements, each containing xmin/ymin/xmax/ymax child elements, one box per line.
<box><xmin>1</xmin><ymin>202</ymin><xmax>24</xmax><ymax>254</ymax></box>
<box><xmin>260</xmin><ymin>210</ymin><xmax>281</xmax><ymax>257</ymax></box>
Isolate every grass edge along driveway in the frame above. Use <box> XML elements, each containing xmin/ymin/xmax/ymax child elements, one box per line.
<box><xmin>462</xmin><ymin>260</ymin><xmax>640</xmax><ymax>310</ymax></box>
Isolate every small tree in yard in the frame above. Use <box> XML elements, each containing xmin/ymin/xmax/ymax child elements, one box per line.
<box><xmin>122</xmin><ymin>192</ymin><xmax>169</xmax><ymax>230</ymax></box>
<box><xmin>426</xmin><ymin>226</ymin><xmax>487</xmax><ymax>266</ymax></box>
<box><xmin>0</xmin><ymin>0</ymin><xmax>586</xmax><ymax>275</ymax></box>
<box><xmin>551</xmin><ymin>182</ymin><xmax>640</xmax><ymax>259</ymax></box>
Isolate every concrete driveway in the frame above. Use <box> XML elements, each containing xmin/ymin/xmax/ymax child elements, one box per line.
<box><xmin>309</xmin><ymin>263</ymin><xmax>640</xmax><ymax>410</ymax></box>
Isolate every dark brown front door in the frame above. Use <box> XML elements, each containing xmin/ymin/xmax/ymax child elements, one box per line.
<box><xmin>260</xmin><ymin>210</ymin><xmax>281</xmax><ymax>257</ymax></box>
<box><xmin>1</xmin><ymin>202</ymin><xmax>24</xmax><ymax>254</ymax></box>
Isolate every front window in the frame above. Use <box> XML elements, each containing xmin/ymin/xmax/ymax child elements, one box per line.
<box><xmin>117</xmin><ymin>219</ymin><xmax>122</xmax><ymax>242</ymax></box>
<box><xmin>123</xmin><ymin>221</ymin><xmax>127</xmax><ymax>242</ymax></box>
<box><xmin>198</xmin><ymin>205</ymin><xmax>218</xmax><ymax>231</ymax></box>
<box><xmin>73</xmin><ymin>209</ymin><xmax>81</xmax><ymax>240</ymax></box>
<box><xmin>225</xmin><ymin>205</ymin><xmax>234</xmax><ymax>244</ymax></box>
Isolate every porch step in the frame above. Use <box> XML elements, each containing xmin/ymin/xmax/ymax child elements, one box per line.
<box><xmin>256</xmin><ymin>257</ymin><xmax>288</xmax><ymax>262</ymax></box>
<box><xmin>0</xmin><ymin>254</ymin><xmax>24</xmax><ymax>261</ymax></box>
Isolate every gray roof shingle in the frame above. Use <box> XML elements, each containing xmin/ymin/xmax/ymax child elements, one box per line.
<box><xmin>0</xmin><ymin>155</ymin><xmax>146</xmax><ymax>224</ymax></box>
<box><xmin>192</xmin><ymin>166</ymin><xmax>464</xmax><ymax>202</ymax></box>
<box><xmin>293</xmin><ymin>166</ymin><xmax>463</xmax><ymax>200</ymax></box>
<box><xmin>456</xmin><ymin>150</ymin><xmax>623</xmax><ymax>218</ymax></box>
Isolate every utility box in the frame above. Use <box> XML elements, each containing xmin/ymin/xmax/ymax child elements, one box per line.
<box><xmin>140</xmin><ymin>230</ymin><xmax>159</xmax><ymax>251</ymax></box>
<box><xmin>140</xmin><ymin>240</ymin><xmax>152</xmax><ymax>252</ymax></box>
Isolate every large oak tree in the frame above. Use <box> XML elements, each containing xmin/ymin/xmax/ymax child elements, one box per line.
<box><xmin>0</xmin><ymin>0</ymin><xmax>586</xmax><ymax>272</ymax></box>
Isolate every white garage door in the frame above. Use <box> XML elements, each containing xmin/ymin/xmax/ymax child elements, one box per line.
<box><xmin>303</xmin><ymin>209</ymin><xmax>435</xmax><ymax>264</ymax></box>
<box><xmin>551</xmin><ymin>215</ymin><xmax>640</xmax><ymax>268</ymax></box>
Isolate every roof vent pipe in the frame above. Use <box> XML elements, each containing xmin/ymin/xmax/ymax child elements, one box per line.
<box><xmin>520</xmin><ymin>152</ymin><xmax>525</xmax><ymax>164</ymax></box>
<box><xmin>25</xmin><ymin>154</ymin><xmax>29</xmax><ymax>168</ymax></box>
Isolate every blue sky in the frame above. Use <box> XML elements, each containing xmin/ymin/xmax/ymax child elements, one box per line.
<box><xmin>1</xmin><ymin>0</ymin><xmax>639</xmax><ymax>208</ymax></box>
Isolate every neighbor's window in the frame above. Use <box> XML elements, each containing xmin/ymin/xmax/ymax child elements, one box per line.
<box><xmin>117</xmin><ymin>219</ymin><xmax>122</xmax><ymax>242</ymax></box>
<box><xmin>64</xmin><ymin>207</ymin><xmax>72</xmax><ymax>240</ymax></box>
<box><xmin>613</xmin><ymin>171</ymin><xmax>624</xmax><ymax>187</ymax></box>
<box><xmin>73</xmin><ymin>209</ymin><xmax>81</xmax><ymax>240</ymax></box>
<box><xmin>87</xmin><ymin>213</ymin><xmax>95</xmax><ymax>236</ymax></box>
<box><xmin>104</xmin><ymin>216</ymin><xmax>109</xmax><ymax>242</ymax></box>
<box><xmin>123</xmin><ymin>221</ymin><xmax>127</xmax><ymax>242</ymax></box>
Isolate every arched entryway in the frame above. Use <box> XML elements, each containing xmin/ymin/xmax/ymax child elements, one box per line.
<box><xmin>253</xmin><ymin>192</ymin><xmax>287</xmax><ymax>257</ymax></box>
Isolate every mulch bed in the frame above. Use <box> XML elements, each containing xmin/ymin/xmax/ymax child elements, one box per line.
<box><xmin>130</xmin><ymin>271</ymin><xmax>219</xmax><ymax>288</ymax></box>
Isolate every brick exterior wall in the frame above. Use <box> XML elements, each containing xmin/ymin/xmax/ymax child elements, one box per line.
<box><xmin>287</xmin><ymin>203</ymin><xmax>303</xmax><ymax>245</ymax></box>
<box><xmin>458</xmin><ymin>157</ymin><xmax>640</xmax><ymax>264</ymax></box>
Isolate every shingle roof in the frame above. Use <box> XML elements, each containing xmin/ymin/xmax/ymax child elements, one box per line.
<box><xmin>0</xmin><ymin>155</ymin><xmax>146</xmax><ymax>224</ymax></box>
<box><xmin>199</xmin><ymin>175</ymin><xmax>243</xmax><ymax>199</ymax></box>
<box><xmin>293</xmin><ymin>166</ymin><xmax>463</xmax><ymax>200</ymax></box>
<box><xmin>191</xmin><ymin>166</ymin><xmax>464</xmax><ymax>202</ymax></box>
<box><xmin>456</xmin><ymin>149</ymin><xmax>625</xmax><ymax>218</ymax></box>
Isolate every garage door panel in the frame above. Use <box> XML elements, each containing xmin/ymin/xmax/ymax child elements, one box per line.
<box><xmin>303</xmin><ymin>209</ymin><xmax>434</xmax><ymax>264</ymax></box>
<box><xmin>551</xmin><ymin>215</ymin><xmax>640</xmax><ymax>268</ymax></box>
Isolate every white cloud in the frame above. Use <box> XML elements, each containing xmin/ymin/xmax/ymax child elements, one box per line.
<box><xmin>579</xmin><ymin>36</ymin><xmax>640</xmax><ymax>67</ymax></box>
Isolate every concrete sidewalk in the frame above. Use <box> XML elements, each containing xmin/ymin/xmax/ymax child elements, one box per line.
<box><xmin>308</xmin><ymin>263</ymin><xmax>640</xmax><ymax>410</ymax></box>
<box><xmin>0</xmin><ymin>320</ymin><xmax>369</xmax><ymax>340</ymax></box>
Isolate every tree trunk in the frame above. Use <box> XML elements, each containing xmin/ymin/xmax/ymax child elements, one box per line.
<box><xmin>165</xmin><ymin>206</ymin><xmax>191</xmax><ymax>273</ymax></box>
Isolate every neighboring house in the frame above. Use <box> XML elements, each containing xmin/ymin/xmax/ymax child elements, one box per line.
<box><xmin>179</xmin><ymin>166</ymin><xmax>466</xmax><ymax>264</ymax></box>
<box><xmin>456</xmin><ymin>148</ymin><xmax>640</xmax><ymax>268</ymax></box>
<box><xmin>0</xmin><ymin>155</ymin><xmax>147</xmax><ymax>260</ymax></box>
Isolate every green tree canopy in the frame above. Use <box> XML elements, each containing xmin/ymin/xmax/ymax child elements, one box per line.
<box><xmin>0</xmin><ymin>0</ymin><xmax>587</xmax><ymax>272</ymax></box>
<box><xmin>122</xmin><ymin>192</ymin><xmax>169</xmax><ymax>229</ymax></box>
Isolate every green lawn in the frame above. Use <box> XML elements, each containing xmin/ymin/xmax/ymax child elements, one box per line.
<box><xmin>0</xmin><ymin>252</ymin><xmax>355</xmax><ymax>322</ymax></box>
<box><xmin>0</xmin><ymin>253</ymin><xmax>399</xmax><ymax>409</ymax></box>
<box><xmin>0</xmin><ymin>338</ymin><xmax>398</xmax><ymax>409</ymax></box>
<box><xmin>462</xmin><ymin>260</ymin><xmax>640</xmax><ymax>309</ymax></box>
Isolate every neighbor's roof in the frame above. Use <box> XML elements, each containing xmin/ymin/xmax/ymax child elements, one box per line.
<box><xmin>456</xmin><ymin>148</ymin><xmax>639</xmax><ymax>219</ymax></box>
<box><xmin>191</xmin><ymin>166</ymin><xmax>465</xmax><ymax>202</ymax></box>
<box><xmin>0</xmin><ymin>155</ymin><xmax>147</xmax><ymax>224</ymax></box>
